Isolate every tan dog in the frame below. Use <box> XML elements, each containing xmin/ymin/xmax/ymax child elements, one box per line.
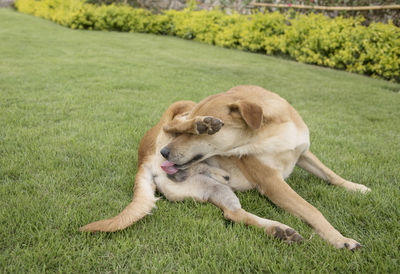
<box><xmin>81</xmin><ymin>98</ymin><xmax>304</xmax><ymax>243</ymax></box>
<box><xmin>81</xmin><ymin>85</ymin><xmax>370</xmax><ymax>250</ymax></box>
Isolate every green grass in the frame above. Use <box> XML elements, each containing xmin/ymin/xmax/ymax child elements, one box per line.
<box><xmin>1</xmin><ymin>8</ymin><xmax>400</xmax><ymax>272</ymax></box>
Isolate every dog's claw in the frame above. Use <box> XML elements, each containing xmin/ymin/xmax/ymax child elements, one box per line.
<box><xmin>352</xmin><ymin>243</ymin><xmax>362</xmax><ymax>251</ymax></box>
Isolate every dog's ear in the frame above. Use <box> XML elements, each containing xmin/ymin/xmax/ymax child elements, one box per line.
<box><xmin>165</xmin><ymin>100</ymin><xmax>196</xmax><ymax>122</ymax></box>
<box><xmin>229</xmin><ymin>100</ymin><xmax>263</xmax><ymax>130</ymax></box>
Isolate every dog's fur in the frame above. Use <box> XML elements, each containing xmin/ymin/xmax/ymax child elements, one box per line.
<box><xmin>81</xmin><ymin>85</ymin><xmax>370</xmax><ymax>250</ymax></box>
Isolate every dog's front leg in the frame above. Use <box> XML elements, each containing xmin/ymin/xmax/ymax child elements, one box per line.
<box><xmin>158</xmin><ymin>176</ymin><xmax>303</xmax><ymax>244</ymax></box>
<box><xmin>163</xmin><ymin>116</ymin><xmax>224</xmax><ymax>135</ymax></box>
<box><xmin>238</xmin><ymin>155</ymin><xmax>362</xmax><ymax>250</ymax></box>
<box><xmin>80</xmin><ymin>164</ymin><xmax>157</xmax><ymax>232</ymax></box>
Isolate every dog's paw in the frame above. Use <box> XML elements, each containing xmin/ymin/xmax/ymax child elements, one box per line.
<box><xmin>341</xmin><ymin>180</ymin><xmax>371</xmax><ymax>193</ymax></box>
<box><xmin>210</xmin><ymin>168</ymin><xmax>230</xmax><ymax>185</ymax></box>
<box><xmin>350</xmin><ymin>182</ymin><xmax>371</xmax><ymax>193</ymax></box>
<box><xmin>272</xmin><ymin>226</ymin><xmax>303</xmax><ymax>244</ymax></box>
<box><xmin>334</xmin><ymin>237</ymin><xmax>362</xmax><ymax>251</ymax></box>
<box><xmin>195</xmin><ymin>116</ymin><xmax>224</xmax><ymax>135</ymax></box>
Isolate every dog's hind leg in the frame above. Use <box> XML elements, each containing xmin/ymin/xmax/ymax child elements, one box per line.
<box><xmin>80</xmin><ymin>164</ymin><xmax>157</xmax><ymax>232</ymax></box>
<box><xmin>157</xmin><ymin>176</ymin><xmax>303</xmax><ymax>244</ymax></box>
<box><xmin>297</xmin><ymin>151</ymin><xmax>371</xmax><ymax>193</ymax></box>
<box><xmin>239</xmin><ymin>155</ymin><xmax>362</xmax><ymax>250</ymax></box>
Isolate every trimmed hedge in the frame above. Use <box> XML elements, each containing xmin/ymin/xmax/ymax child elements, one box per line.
<box><xmin>15</xmin><ymin>0</ymin><xmax>400</xmax><ymax>82</ymax></box>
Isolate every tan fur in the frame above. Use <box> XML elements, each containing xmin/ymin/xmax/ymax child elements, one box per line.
<box><xmin>160</xmin><ymin>85</ymin><xmax>370</xmax><ymax>250</ymax></box>
<box><xmin>81</xmin><ymin>85</ymin><xmax>370</xmax><ymax>250</ymax></box>
<box><xmin>80</xmin><ymin>98</ymin><xmax>304</xmax><ymax>243</ymax></box>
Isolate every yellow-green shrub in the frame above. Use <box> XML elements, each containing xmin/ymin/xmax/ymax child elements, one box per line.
<box><xmin>164</xmin><ymin>9</ymin><xmax>225</xmax><ymax>44</ymax></box>
<box><xmin>281</xmin><ymin>13</ymin><xmax>400</xmax><ymax>81</ymax></box>
<box><xmin>15</xmin><ymin>0</ymin><xmax>400</xmax><ymax>82</ymax></box>
<box><xmin>239</xmin><ymin>12</ymin><xmax>286</xmax><ymax>52</ymax></box>
<box><xmin>15</xmin><ymin>0</ymin><xmax>84</xmax><ymax>26</ymax></box>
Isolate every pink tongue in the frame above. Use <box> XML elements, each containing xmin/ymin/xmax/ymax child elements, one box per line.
<box><xmin>161</xmin><ymin>161</ymin><xmax>179</xmax><ymax>175</ymax></box>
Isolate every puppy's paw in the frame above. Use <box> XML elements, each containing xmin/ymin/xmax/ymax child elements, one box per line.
<box><xmin>195</xmin><ymin>116</ymin><xmax>224</xmax><ymax>135</ymax></box>
<box><xmin>210</xmin><ymin>168</ymin><xmax>230</xmax><ymax>185</ymax></box>
<box><xmin>271</xmin><ymin>226</ymin><xmax>303</xmax><ymax>244</ymax></box>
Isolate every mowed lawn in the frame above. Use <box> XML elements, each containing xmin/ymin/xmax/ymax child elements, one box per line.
<box><xmin>1</xmin><ymin>8</ymin><xmax>400</xmax><ymax>272</ymax></box>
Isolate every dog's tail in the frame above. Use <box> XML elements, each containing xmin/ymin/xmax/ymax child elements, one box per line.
<box><xmin>80</xmin><ymin>164</ymin><xmax>157</xmax><ymax>232</ymax></box>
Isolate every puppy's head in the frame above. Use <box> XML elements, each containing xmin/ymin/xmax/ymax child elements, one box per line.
<box><xmin>160</xmin><ymin>93</ymin><xmax>263</xmax><ymax>168</ymax></box>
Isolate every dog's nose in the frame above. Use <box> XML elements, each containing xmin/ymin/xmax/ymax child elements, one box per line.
<box><xmin>160</xmin><ymin>147</ymin><xmax>170</xmax><ymax>160</ymax></box>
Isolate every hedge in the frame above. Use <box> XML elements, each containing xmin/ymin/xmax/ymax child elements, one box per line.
<box><xmin>15</xmin><ymin>0</ymin><xmax>400</xmax><ymax>82</ymax></box>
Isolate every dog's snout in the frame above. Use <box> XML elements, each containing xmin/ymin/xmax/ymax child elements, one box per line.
<box><xmin>160</xmin><ymin>147</ymin><xmax>170</xmax><ymax>160</ymax></box>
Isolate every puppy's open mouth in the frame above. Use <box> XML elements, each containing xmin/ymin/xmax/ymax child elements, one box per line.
<box><xmin>160</xmin><ymin>154</ymin><xmax>203</xmax><ymax>175</ymax></box>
